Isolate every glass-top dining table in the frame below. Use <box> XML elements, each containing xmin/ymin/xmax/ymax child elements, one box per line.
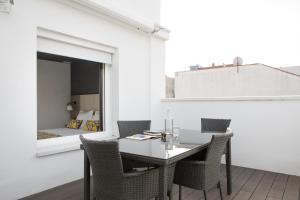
<box><xmin>81</xmin><ymin>129</ymin><xmax>233</xmax><ymax>200</ymax></box>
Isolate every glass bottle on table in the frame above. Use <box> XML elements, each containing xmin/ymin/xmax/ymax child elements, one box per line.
<box><xmin>164</xmin><ymin>109</ymin><xmax>173</xmax><ymax>142</ymax></box>
<box><xmin>164</xmin><ymin>109</ymin><xmax>173</xmax><ymax>133</ymax></box>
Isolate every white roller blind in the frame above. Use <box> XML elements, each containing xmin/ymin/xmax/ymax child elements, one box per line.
<box><xmin>37</xmin><ymin>36</ymin><xmax>112</xmax><ymax>64</ymax></box>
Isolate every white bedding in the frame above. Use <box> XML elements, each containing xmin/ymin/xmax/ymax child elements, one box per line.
<box><xmin>39</xmin><ymin>128</ymin><xmax>94</xmax><ymax>137</ymax></box>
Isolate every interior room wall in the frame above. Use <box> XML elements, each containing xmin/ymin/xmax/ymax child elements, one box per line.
<box><xmin>71</xmin><ymin>61</ymin><xmax>100</xmax><ymax>95</ymax></box>
<box><xmin>37</xmin><ymin>59</ymin><xmax>71</xmax><ymax>130</ymax></box>
<box><xmin>70</xmin><ymin>61</ymin><xmax>102</xmax><ymax>123</ymax></box>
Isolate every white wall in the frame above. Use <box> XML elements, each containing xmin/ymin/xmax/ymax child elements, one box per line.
<box><xmin>282</xmin><ymin>66</ymin><xmax>300</xmax><ymax>76</ymax></box>
<box><xmin>151</xmin><ymin>99</ymin><xmax>300</xmax><ymax>177</ymax></box>
<box><xmin>175</xmin><ymin>64</ymin><xmax>300</xmax><ymax>98</ymax></box>
<box><xmin>92</xmin><ymin>0</ymin><xmax>161</xmax><ymax>24</ymax></box>
<box><xmin>0</xmin><ymin>0</ymin><xmax>165</xmax><ymax>199</ymax></box>
<box><xmin>37</xmin><ymin>59</ymin><xmax>71</xmax><ymax>130</ymax></box>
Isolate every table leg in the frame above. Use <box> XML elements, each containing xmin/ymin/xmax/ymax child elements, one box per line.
<box><xmin>226</xmin><ymin>138</ymin><xmax>232</xmax><ymax>195</ymax></box>
<box><xmin>158</xmin><ymin>165</ymin><xmax>168</xmax><ymax>200</ymax></box>
<box><xmin>84</xmin><ymin>150</ymin><xmax>91</xmax><ymax>200</ymax></box>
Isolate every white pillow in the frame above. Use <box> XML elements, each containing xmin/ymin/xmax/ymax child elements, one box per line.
<box><xmin>92</xmin><ymin>111</ymin><xmax>100</xmax><ymax>120</ymax></box>
<box><xmin>77</xmin><ymin>110</ymin><xmax>93</xmax><ymax>129</ymax></box>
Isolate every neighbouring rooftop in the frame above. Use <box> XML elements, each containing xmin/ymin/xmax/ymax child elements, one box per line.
<box><xmin>174</xmin><ymin>63</ymin><xmax>300</xmax><ymax>98</ymax></box>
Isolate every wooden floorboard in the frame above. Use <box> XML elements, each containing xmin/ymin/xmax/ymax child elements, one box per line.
<box><xmin>282</xmin><ymin>175</ymin><xmax>300</xmax><ymax>200</ymax></box>
<box><xmin>225</xmin><ymin>168</ymin><xmax>255</xmax><ymax>200</ymax></box>
<box><xmin>267</xmin><ymin>173</ymin><xmax>288</xmax><ymax>200</ymax></box>
<box><xmin>184</xmin><ymin>165</ymin><xmax>243</xmax><ymax>200</ymax></box>
<box><xmin>21</xmin><ymin>166</ymin><xmax>300</xmax><ymax>200</ymax></box>
<box><xmin>249</xmin><ymin>172</ymin><xmax>277</xmax><ymax>200</ymax></box>
<box><xmin>207</xmin><ymin>166</ymin><xmax>246</xmax><ymax>200</ymax></box>
<box><xmin>233</xmin><ymin>170</ymin><xmax>265</xmax><ymax>200</ymax></box>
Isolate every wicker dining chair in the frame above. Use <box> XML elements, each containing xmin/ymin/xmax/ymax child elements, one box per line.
<box><xmin>117</xmin><ymin>120</ymin><xmax>152</xmax><ymax>168</ymax></box>
<box><xmin>201</xmin><ymin>118</ymin><xmax>231</xmax><ymax>133</ymax></box>
<box><xmin>117</xmin><ymin>120</ymin><xmax>151</xmax><ymax>139</ymax></box>
<box><xmin>201</xmin><ymin>117</ymin><xmax>232</xmax><ymax>157</ymax></box>
<box><xmin>117</xmin><ymin>120</ymin><xmax>153</xmax><ymax>169</ymax></box>
<box><xmin>80</xmin><ymin>135</ymin><xmax>160</xmax><ymax>200</ymax></box>
<box><xmin>117</xmin><ymin>120</ymin><xmax>176</xmax><ymax>199</ymax></box>
<box><xmin>174</xmin><ymin>133</ymin><xmax>233</xmax><ymax>200</ymax></box>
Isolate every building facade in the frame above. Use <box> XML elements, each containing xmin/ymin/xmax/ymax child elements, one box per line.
<box><xmin>0</xmin><ymin>0</ymin><xmax>168</xmax><ymax>199</ymax></box>
<box><xmin>175</xmin><ymin>64</ymin><xmax>300</xmax><ymax>98</ymax></box>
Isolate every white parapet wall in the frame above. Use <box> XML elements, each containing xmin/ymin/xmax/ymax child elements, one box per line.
<box><xmin>152</xmin><ymin>97</ymin><xmax>300</xmax><ymax>176</ymax></box>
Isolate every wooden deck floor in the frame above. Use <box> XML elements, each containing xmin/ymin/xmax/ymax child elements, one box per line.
<box><xmin>22</xmin><ymin>166</ymin><xmax>300</xmax><ymax>200</ymax></box>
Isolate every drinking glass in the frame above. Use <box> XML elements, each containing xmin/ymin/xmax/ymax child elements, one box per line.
<box><xmin>173</xmin><ymin>127</ymin><xmax>180</xmax><ymax>144</ymax></box>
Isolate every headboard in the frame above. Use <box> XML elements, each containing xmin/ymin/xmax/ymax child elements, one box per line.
<box><xmin>71</xmin><ymin>94</ymin><xmax>99</xmax><ymax>118</ymax></box>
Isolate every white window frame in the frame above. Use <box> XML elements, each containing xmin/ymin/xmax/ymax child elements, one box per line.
<box><xmin>36</xmin><ymin>27</ymin><xmax>119</xmax><ymax>157</ymax></box>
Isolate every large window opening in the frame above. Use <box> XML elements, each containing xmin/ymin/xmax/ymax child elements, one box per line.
<box><xmin>37</xmin><ymin>52</ymin><xmax>104</xmax><ymax>140</ymax></box>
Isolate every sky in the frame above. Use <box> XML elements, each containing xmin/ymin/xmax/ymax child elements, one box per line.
<box><xmin>161</xmin><ymin>0</ymin><xmax>300</xmax><ymax>76</ymax></box>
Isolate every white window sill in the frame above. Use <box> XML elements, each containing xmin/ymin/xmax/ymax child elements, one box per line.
<box><xmin>161</xmin><ymin>95</ymin><xmax>300</xmax><ymax>102</ymax></box>
<box><xmin>36</xmin><ymin>131</ymin><xmax>118</xmax><ymax>157</ymax></box>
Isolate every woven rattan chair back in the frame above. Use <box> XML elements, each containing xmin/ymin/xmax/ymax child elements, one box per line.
<box><xmin>204</xmin><ymin>133</ymin><xmax>233</xmax><ymax>190</ymax></box>
<box><xmin>117</xmin><ymin>120</ymin><xmax>151</xmax><ymax>138</ymax></box>
<box><xmin>201</xmin><ymin>118</ymin><xmax>231</xmax><ymax>133</ymax></box>
<box><xmin>80</xmin><ymin>135</ymin><xmax>124</xmax><ymax>199</ymax></box>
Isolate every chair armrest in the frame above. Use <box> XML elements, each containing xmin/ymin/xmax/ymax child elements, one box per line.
<box><xmin>123</xmin><ymin>167</ymin><xmax>158</xmax><ymax>178</ymax></box>
<box><xmin>180</xmin><ymin>160</ymin><xmax>206</xmax><ymax>165</ymax></box>
<box><xmin>123</xmin><ymin>170</ymin><xmax>147</xmax><ymax>178</ymax></box>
